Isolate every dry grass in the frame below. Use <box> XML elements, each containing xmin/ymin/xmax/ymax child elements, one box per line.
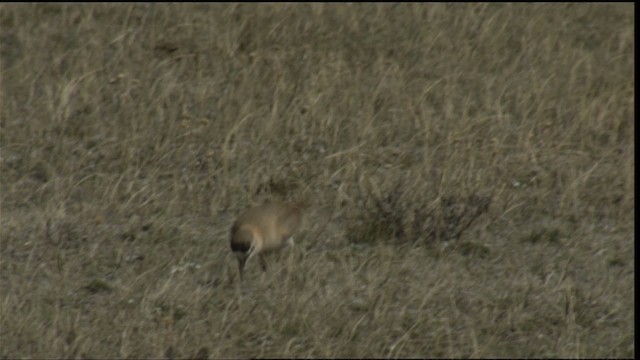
<box><xmin>0</xmin><ymin>3</ymin><xmax>634</xmax><ymax>358</ymax></box>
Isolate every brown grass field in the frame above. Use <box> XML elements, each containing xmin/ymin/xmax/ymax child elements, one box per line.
<box><xmin>0</xmin><ymin>3</ymin><xmax>634</xmax><ymax>358</ymax></box>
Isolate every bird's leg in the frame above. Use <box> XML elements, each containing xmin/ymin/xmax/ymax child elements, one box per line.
<box><xmin>236</xmin><ymin>254</ymin><xmax>247</xmax><ymax>281</ymax></box>
<box><xmin>259</xmin><ymin>254</ymin><xmax>268</xmax><ymax>272</ymax></box>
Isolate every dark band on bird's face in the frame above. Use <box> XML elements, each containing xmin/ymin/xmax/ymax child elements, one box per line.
<box><xmin>231</xmin><ymin>241</ymin><xmax>251</xmax><ymax>253</ymax></box>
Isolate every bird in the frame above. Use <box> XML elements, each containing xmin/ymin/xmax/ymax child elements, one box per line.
<box><xmin>229</xmin><ymin>201</ymin><xmax>307</xmax><ymax>280</ymax></box>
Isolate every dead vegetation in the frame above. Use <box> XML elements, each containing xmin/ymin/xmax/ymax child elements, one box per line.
<box><xmin>0</xmin><ymin>3</ymin><xmax>634</xmax><ymax>358</ymax></box>
<box><xmin>347</xmin><ymin>175</ymin><xmax>492</xmax><ymax>247</ymax></box>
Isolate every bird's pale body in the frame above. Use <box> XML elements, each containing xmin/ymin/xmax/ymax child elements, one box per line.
<box><xmin>230</xmin><ymin>201</ymin><xmax>306</xmax><ymax>278</ymax></box>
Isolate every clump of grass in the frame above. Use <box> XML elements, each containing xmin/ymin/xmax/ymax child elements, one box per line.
<box><xmin>520</xmin><ymin>227</ymin><xmax>563</xmax><ymax>244</ymax></box>
<box><xmin>347</xmin><ymin>176</ymin><xmax>491</xmax><ymax>247</ymax></box>
<box><xmin>346</xmin><ymin>180</ymin><xmax>406</xmax><ymax>245</ymax></box>
<box><xmin>455</xmin><ymin>241</ymin><xmax>491</xmax><ymax>259</ymax></box>
<box><xmin>83</xmin><ymin>279</ymin><xmax>112</xmax><ymax>294</ymax></box>
<box><xmin>413</xmin><ymin>193</ymin><xmax>492</xmax><ymax>244</ymax></box>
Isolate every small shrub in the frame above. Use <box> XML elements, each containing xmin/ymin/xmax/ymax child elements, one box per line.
<box><xmin>347</xmin><ymin>177</ymin><xmax>492</xmax><ymax>246</ymax></box>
